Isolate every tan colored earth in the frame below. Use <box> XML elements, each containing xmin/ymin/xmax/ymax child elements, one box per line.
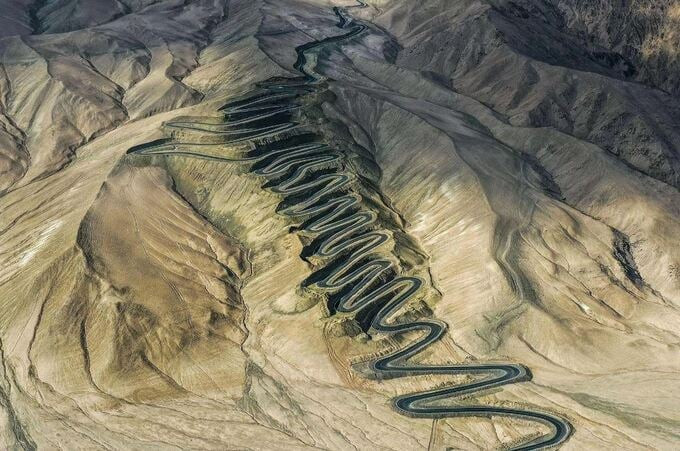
<box><xmin>0</xmin><ymin>0</ymin><xmax>678</xmax><ymax>449</ymax></box>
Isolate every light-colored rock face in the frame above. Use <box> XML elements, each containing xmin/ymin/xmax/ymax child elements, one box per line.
<box><xmin>0</xmin><ymin>0</ymin><xmax>678</xmax><ymax>450</ymax></box>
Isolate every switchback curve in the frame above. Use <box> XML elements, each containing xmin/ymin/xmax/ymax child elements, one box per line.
<box><xmin>127</xmin><ymin>2</ymin><xmax>572</xmax><ymax>449</ymax></box>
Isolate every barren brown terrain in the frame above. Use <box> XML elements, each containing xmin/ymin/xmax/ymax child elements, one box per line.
<box><xmin>0</xmin><ymin>0</ymin><xmax>679</xmax><ymax>450</ymax></box>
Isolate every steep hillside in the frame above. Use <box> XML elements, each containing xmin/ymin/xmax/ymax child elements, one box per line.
<box><xmin>0</xmin><ymin>0</ymin><xmax>678</xmax><ymax>450</ymax></box>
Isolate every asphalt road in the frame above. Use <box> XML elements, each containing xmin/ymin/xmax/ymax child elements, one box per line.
<box><xmin>127</xmin><ymin>2</ymin><xmax>572</xmax><ymax>448</ymax></box>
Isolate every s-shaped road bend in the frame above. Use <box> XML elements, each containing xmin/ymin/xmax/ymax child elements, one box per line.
<box><xmin>128</xmin><ymin>1</ymin><xmax>573</xmax><ymax>449</ymax></box>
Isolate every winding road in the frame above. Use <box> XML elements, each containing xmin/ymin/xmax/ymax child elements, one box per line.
<box><xmin>128</xmin><ymin>1</ymin><xmax>572</xmax><ymax>449</ymax></box>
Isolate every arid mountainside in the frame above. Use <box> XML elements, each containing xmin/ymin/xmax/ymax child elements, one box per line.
<box><xmin>0</xmin><ymin>0</ymin><xmax>678</xmax><ymax>450</ymax></box>
<box><xmin>365</xmin><ymin>0</ymin><xmax>680</xmax><ymax>187</ymax></box>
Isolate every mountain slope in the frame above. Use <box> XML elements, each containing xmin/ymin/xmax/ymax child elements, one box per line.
<box><xmin>0</xmin><ymin>0</ymin><xmax>678</xmax><ymax>449</ymax></box>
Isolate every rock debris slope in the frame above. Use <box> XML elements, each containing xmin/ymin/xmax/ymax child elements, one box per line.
<box><xmin>0</xmin><ymin>0</ymin><xmax>678</xmax><ymax>450</ymax></box>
